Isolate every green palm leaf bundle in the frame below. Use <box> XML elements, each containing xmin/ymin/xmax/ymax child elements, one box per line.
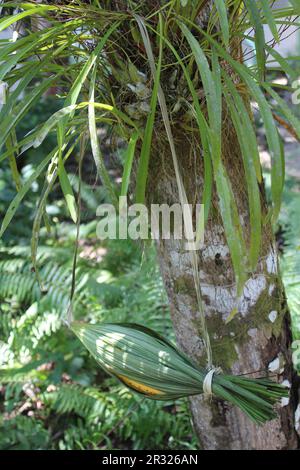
<box><xmin>72</xmin><ymin>322</ymin><xmax>288</xmax><ymax>425</ymax></box>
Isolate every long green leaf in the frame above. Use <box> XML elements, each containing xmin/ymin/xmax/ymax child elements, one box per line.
<box><xmin>62</xmin><ymin>22</ymin><xmax>120</xmax><ymax>119</ymax></box>
<box><xmin>179</xmin><ymin>24</ymin><xmax>221</xmax><ymax>168</ymax></box>
<box><xmin>243</xmin><ymin>0</ymin><xmax>266</xmax><ymax>80</ymax></box>
<box><xmin>243</xmin><ymin>35</ymin><xmax>297</xmax><ymax>81</ymax></box>
<box><xmin>56</xmin><ymin>22</ymin><xmax>121</xmax><ymax>219</ymax></box>
<box><xmin>88</xmin><ymin>65</ymin><xmax>118</xmax><ymax>207</ymax></box>
<box><xmin>0</xmin><ymin>149</ymin><xmax>56</xmax><ymax>238</ymax></box>
<box><xmin>0</xmin><ymin>23</ymin><xmax>70</xmax><ymax>81</ymax></box>
<box><xmin>289</xmin><ymin>0</ymin><xmax>300</xmax><ymax>14</ymax></box>
<box><xmin>0</xmin><ymin>75</ymin><xmax>57</xmax><ymax>151</ymax></box>
<box><xmin>0</xmin><ymin>6</ymin><xmax>55</xmax><ymax>33</ymax></box>
<box><xmin>260</xmin><ymin>0</ymin><xmax>280</xmax><ymax>43</ymax></box>
<box><xmin>121</xmin><ymin>131</ymin><xmax>139</xmax><ymax>198</ymax></box>
<box><xmin>31</xmin><ymin>165</ymin><xmax>58</xmax><ymax>289</ymax></box>
<box><xmin>223</xmin><ymin>74</ymin><xmax>262</xmax><ymax>269</ymax></box>
<box><xmin>6</xmin><ymin>130</ymin><xmax>22</xmax><ymax>192</ymax></box>
<box><xmin>156</xmin><ymin>32</ymin><xmax>212</xmax><ymax>225</ymax></box>
<box><xmin>180</xmin><ymin>23</ymin><xmax>247</xmax><ymax>292</ymax></box>
<box><xmin>215</xmin><ymin>0</ymin><xmax>230</xmax><ymax>47</ymax></box>
<box><xmin>182</xmin><ymin>19</ymin><xmax>284</xmax><ymax>221</ymax></box>
<box><xmin>57</xmin><ymin>128</ymin><xmax>78</xmax><ymax>224</ymax></box>
<box><xmin>135</xmin><ymin>15</ymin><xmax>163</xmax><ymax>204</ymax></box>
<box><xmin>33</xmin><ymin>106</ymin><xmax>77</xmax><ymax>148</ymax></box>
<box><xmin>263</xmin><ymin>82</ymin><xmax>300</xmax><ymax>141</ymax></box>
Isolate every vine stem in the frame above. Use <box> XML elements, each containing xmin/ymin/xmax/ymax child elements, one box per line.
<box><xmin>67</xmin><ymin>133</ymin><xmax>87</xmax><ymax>327</ymax></box>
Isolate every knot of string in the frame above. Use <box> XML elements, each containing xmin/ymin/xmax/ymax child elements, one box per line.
<box><xmin>203</xmin><ymin>367</ymin><xmax>222</xmax><ymax>399</ymax></box>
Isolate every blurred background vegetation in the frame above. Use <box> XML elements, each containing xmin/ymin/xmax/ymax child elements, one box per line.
<box><xmin>0</xmin><ymin>36</ymin><xmax>299</xmax><ymax>451</ymax></box>
<box><xmin>0</xmin><ymin>94</ymin><xmax>199</xmax><ymax>450</ymax></box>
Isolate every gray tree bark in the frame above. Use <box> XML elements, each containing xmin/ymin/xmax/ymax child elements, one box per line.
<box><xmin>141</xmin><ymin>0</ymin><xmax>300</xmax><ymax>450</ymax></box>
<box><xmin>146</xmin><ymin>126</ymin><xmax>299</xmax><ymax>449</ymax></box>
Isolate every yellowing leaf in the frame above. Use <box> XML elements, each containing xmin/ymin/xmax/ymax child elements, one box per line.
<box><xmin>117</xmin><ymin>374</ymin><xmax>164</xmax><ymax>396</ymax></box>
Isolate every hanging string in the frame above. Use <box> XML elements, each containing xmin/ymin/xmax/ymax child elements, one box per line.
<box><xmin>136</xmin><ymin>15</ymin><xmax>214</xmax><ymax>377</ymax></box>
<box><xmin>66</xmin><ymin>134</ymin><xmax>87</xmax><ymax>327</ymax></box>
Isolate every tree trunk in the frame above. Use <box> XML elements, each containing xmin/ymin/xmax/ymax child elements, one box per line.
<box><xmin>146</xmin><ymin>125</ymin><xmax>299</xmax><ymax>449</ymax></box>
<box><xmin>140</xmin><ymin>1</ymin><xmax>300</xmax><ymax>450</ymax></box>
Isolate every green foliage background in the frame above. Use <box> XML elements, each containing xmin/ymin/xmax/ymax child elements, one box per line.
<box><xmin>0</xmin><ymin>101</ymin><xmax>197</xmax><ymax>449</ymax></box>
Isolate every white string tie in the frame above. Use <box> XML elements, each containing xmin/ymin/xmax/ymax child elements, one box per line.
<box><xmin>203</xmin><ymin>367</ymin><xmax>221</xmax><ymax>399</ymax></box>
